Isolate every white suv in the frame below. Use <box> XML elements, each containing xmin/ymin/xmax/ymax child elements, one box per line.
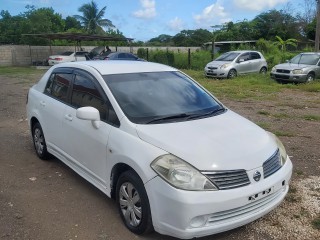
<box><xmin>27</xmin><ymin>61</ymin><xmax>292</xmax><ymax>239</ymax></box>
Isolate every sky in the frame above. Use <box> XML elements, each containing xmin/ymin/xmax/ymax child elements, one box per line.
<box><xmin>1</xmin><ymin>0</ymin><xmax>308</xmax><ymax>41</ymax></box>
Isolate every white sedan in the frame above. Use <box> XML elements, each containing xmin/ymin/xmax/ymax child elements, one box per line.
<box><xmin>48</xmin><ymin>51</ymin><xmax>88</xmax><ymax>65</ymax></box>
<box><xmin>27</xmin><ymin>61</ymin><xmax>292</xmax><ymax>239</ymax></box>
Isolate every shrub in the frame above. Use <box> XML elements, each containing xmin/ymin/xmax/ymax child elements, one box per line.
<box><xmin>137</xmin><ymin>48</ymin><xmax>148</xmax><ymax>59</ymax></box>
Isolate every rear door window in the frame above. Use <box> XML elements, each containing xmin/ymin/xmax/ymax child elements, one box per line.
<box><xmin>44</xmin><ymin>72</ymin><xmax>73</xmax><ymax>103</ymax></box>
<box><xmin>250</xmin><ymin>52</ymin><xmax>261</xmax><ymax>60</ymax></box>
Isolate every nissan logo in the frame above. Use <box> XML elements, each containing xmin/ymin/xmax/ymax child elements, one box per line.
<box><xmin>253</xmin><ymin>171</ymin><xmax>261</xmax><ymax>182</ymax></box>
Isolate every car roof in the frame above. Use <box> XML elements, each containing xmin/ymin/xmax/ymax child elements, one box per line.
<box><xmin>227</xmin><ymin>50</ymin><xmax>260</xmax><ymax>53</ymax></box>
<box><xmin>299</xmin><ymin>52</ymin><xmax>320</xmax><ymax>55</ymax></box>
<box><xmin>52</xmin><ymin>60</ymin><xmax>177</xmax><ymax>75</ymax></box>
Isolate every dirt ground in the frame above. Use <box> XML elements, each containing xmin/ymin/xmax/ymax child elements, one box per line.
<box><xmin>0</xmin><ymin>70</ymin><xmax>319</xmax><ymax>240</ymax></box>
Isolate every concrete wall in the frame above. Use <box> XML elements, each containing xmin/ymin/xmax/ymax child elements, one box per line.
<box><xmin>0</xmin><ymin>45</ymin><xmax>202</xmax><ymax>66</ymax></box>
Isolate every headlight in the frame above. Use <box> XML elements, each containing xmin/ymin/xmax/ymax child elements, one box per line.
<box><xmin>151</xmin><ymin>154</ymin><xmax>217</xmax><ymax>191</ymax></box>
<box><xmin>292</xmin><ymin>69</ymin><xmax>303</xmax><ymax>74</ymax></box>
<box><xmin>271</xmin><ymin>67</ymin><xmax>276</xmax><ymax>72</ymax></box>
<box><xmin>267</xmin><ymin>132</ymin><xmax>287</xmax><ymax>165</ymax></box>
<box><xmin>220</xmin><ymin>63</ymin><xmax>231</xmax><ymax>69</ymax></box>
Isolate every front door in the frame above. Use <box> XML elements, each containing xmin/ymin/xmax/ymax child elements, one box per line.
<box><xmin>61</xmin><ymin>70</ymin><xmax>113</xmax><ymax>187</ymax></box>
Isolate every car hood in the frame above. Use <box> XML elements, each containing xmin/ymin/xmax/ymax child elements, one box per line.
<box><xmin>136</xmin><ymin>110</ymin><xmax>277</xmax><ymax>171</ymax></box>
<box><xmin>275</xmin><ymin>63</ymin><xmax>311</xmax><ymax>70</ymax></box>
<box><xmin>206</xmin><ymin>61</ymin><xmax>231</xmax><ymax>68</ymax></box>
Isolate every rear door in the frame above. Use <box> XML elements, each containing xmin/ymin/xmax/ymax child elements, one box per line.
<box><xmin>249</xmin><ymin>52</ymin><xmax>263</xmax><ymax>73</ymax></box>
<box><xmin>40</xmin><ymin>68</ymin><xmax>73</xmax><ymax>151</ymax></box>
<box><xmin>235</xmin><ymin>52</ymin><xmax>251</xmax><ymax>74</ymax></box>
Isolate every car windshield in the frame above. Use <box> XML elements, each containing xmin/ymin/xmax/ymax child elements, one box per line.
<box><xmin>60</xmin><ymin>51</ymin><xmax>73</xmax><ymax>56</ymax></box>
<box><xmin>215</xmin><ymin>52</ymin><xmax>240</xmax><ymax>61</ymax></box>
<box><xmin>104</xmin><ymin>71</ymin><xmax>223</xmax><ymax>124</ymax></box>
<box><xmin>290</xmin><ymin>54</ymin><xmax>320</xmax><ymax>65</ymax></box>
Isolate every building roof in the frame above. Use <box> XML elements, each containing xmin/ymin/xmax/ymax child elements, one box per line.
<box><xmin>22</xmin><ymin>33</ymin><xmax>133</xmax><ymax>42</ymax></box>
<box><xmin>203</xmin><ymin>40</ymin><xmax>257</xmax><ymax>46</ymax></box>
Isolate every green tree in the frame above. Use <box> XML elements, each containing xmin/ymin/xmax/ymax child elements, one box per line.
<box><xmin>65</xmin><ymin>16</ymin><xmax>82</xmax><ymax>31</ymax></box>
<box><xmin>275</xmin><ymin>36</ymin><xmax>298</xmax><ymax>51</ymax></box>
<box><xmin>74</xmin><ymin>0</ymin><xmax>114</xmax><ymax>34</ymax></box>
<box><xmin>252</xmin><ymin>10</ymin><xmax>300</xmax><ymax>40</ymax></box>
<box><xmin>171</xmin><ymin>29</ymin><xmax>212</xmax><ymax>46</ymax></box>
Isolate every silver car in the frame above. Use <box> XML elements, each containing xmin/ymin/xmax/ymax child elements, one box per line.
<box><xmin>270</xmin><ymin>52</ymin><xmax>320</xmax><ymax>83</ymax></box>
<box><xmin>204</xmin><ymin>51</ymin><xmax>268</xmax><ymax>78</ymax></box>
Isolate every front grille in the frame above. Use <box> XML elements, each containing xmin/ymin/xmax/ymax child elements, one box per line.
<box><xmin>208</xmin><ymin>67</ymin><xmax>218</xmax><ymax>70</ymax></box>
<box><xmin>203</xmin><ymin>170</ymin><xmax>250</xmax><ymax>190</ymax></box>
<box><xmin>263</xmin><ymin>149</ymin><xmax>281</xmax><ymax>178</ymax></box>
<box><xmin>206</xmin><ymin>189</ymin><xmax>283</xmax><ymax>225</ymax></box>
<box><xmin>274</xmin><ymin>74</ymin><xmax>290</xmax><ymax>80</ymax></box>
<box><xmin>276</xmin><ymin>69</ymin><xmax>290</xmax><ymax>74</ymax></box>
<box><xmin>206</xmin><ymin>72</ymin><xmax>217</xmax><ymax>76</ymax></box>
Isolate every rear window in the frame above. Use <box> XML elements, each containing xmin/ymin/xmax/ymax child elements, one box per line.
<box><xmin>60</xmin><ymin>51</ymin><xmax>73</xmax><ymax>56</ymax></box>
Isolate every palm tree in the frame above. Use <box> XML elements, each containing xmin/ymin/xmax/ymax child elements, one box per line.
<box><xmin>74</xmin><ymin>1</ymin><xmax>114</xmax><ymax>34</ymax></box>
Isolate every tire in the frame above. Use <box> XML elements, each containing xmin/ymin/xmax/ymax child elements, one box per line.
<box><xmin>227</xmin><ymin>69</ymin><xmax>237</xmax><ymax>79</ymax></box>
<box><xmin>32</xmin><ymin>122</ymin><xmax>50</xmax><ymax>160</ymax></box>
<box><xmin>116</xmin><ymin>170</ymin><xmax>153</xmax><ymax>234</ymax></box>
<box><xmin>306</xmin><ymin>73</ymin><xmax>315</xmax><ymax>83</ymax></box>
<box><xmin>260</xmin><ymin>67</ymin><xmax>267</xmax><ymax>74</ymax></box>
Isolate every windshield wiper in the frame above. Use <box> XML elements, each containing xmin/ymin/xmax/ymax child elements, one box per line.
<box><xmin>146</xmin><ymin>113</ymin><xmax>191</xmax><ymax>124</ymax></box>
<box><xmin>187</xmin><ymin>108</ymin><xmax>226</xmax><ymax>120</ymax></box>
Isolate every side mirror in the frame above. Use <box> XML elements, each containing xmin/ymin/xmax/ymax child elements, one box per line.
<box><xmin>239</xmin><ymin>58</ymin><xmax>245</xmax><ymax>63</ymax></box>
<box><xmin>285</xmin><ymin>60</ymin><xmax>289</xmax><ymax>63</ymax></box>
<box><xmin>76</xmin><ymin>107</ymin><xmax>100</xmax><ymax>129</ymax></box>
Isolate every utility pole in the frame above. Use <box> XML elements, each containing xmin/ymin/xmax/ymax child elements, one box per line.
<box><xmin>315</xmin><ymin>0</ymin><xmax>320</xmax><ymax>51</ymax></box>
<box><xmin>211</xmin><ymin>25</ymin><xmax>223</xmax><ymax>60</ymax></box>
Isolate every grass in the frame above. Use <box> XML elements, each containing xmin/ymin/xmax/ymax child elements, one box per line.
<box><xmin>303</xmin><ymin>115</ymin><xmax>320</xmax><ymax>121</ymax></box>
<box><xmin>0</xmin><ymin>66</ymin><xmax>41</xmax><ymax>76</ymax></box>
<box><xmin>274</xmin><ymin>131</ymin><xmax>295</xmax><ymax>137</ymax></box>
<box><xmin>311</xmin><ymin>216</ymin><xmax>320</xmax><ymax>230</ymax></box>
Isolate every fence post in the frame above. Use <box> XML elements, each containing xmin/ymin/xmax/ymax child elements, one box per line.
<box><xmin>188</xmin><ymin>48</ymin><xmax>191</xmax><ymax>69</ymax></box>
<box><xmin>147</xmin><ymin>48</ymin><xmax>149</xmax><ymax>61</ymax></box>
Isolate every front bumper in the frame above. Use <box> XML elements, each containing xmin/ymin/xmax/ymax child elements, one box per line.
<box><xmin>270</xmin><ymin>72</ymin><xmax>307</xmax><ymax>83</ymax></box>
<box><xmin>145</xmin><ymin>157</ymin><xmax>292</xmax><ymax>239</ymax></box>
<box><xmin>204</xmin><ymin>68</ymin><xmax>229</xmax><ymax>78</ymax></box>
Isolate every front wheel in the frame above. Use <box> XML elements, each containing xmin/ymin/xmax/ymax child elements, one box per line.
<box><xmin>306</xmin><ymin>73</ymin><xmax>315</xmax><ymax>83</ymax></box>
<box><xmin>260</xmin><ymin>67</ymin><xmax>267</xmax><ymax>74</ymax></box>
<box><xmin>116</xmin><ymin>170</ymin><xmax>153</xmax><ymax>234</ymax></box>
<box><xmin>227</xmin><ymin>69</ymin><xmax>237</xmax><ymax>79</ymax></box>
<box><xmin>32</xmin><ymin>122</ymin><xmax>50</xmax><ymax>159</ymax></box>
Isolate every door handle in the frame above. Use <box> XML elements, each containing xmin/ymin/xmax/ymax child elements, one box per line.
<box><xmin>65</xmin><ymin>114</ymin><xmax>73</xmax><ymax>121</ymax></box>
<box><xmin>40</xmin><ymin>100</ymin><xmax>46</xmax><ymax>107</ymax></box>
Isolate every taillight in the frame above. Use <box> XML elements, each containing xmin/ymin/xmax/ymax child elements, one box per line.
<box><xmin>55</xmin><ymin>58</ymin><xmax>63</xmax><ymax>61</ymax></box>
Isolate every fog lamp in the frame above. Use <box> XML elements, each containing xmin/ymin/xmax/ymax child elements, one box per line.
<box><xmin>189</xmin><ymin>215</ymin><xmax>208</xmax><ymax>228</ymax></box>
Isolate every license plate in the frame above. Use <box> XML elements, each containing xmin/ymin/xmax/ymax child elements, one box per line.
<box><xmin>248</xmin><ymin>187</ymin><xmax>273</xmax><ymax>202</ymax></box>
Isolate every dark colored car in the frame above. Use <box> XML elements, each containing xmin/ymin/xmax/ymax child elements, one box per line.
<box><xmin>93</xmin><ymin>52</ymin><xmax>145</xmax><ymax>61</ymax></box>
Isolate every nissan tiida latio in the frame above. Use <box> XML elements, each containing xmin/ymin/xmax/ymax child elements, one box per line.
<box><xmin>27</xmin><ymin>60</ymin><xmax>292</xmax><ymax>239</ymax></box>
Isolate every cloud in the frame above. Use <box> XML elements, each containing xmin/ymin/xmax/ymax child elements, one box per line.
<box><xmin>167</xmin><ymin>17</ymin><xmax>185</xmax><ymax>31</ymax></box>
<box><xmin>193</xmin><ymin>0</ymin><xmax>230</xmax><ymax>28</ymax></box>
<box><xmin>233</xmin><ymin>0</ymin><xmax>288</xmax><ymax>11</ymax></box>
<box><xmin>133</xmin><ymin>0</ymin><xmax>157</xmax><ymax>19</ymax></box>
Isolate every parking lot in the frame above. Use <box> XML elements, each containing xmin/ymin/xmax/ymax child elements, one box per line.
<box><xmin>0</xmin><ymin>68</ymin><xmax>319</xmax><ymax>240</ymax></box>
